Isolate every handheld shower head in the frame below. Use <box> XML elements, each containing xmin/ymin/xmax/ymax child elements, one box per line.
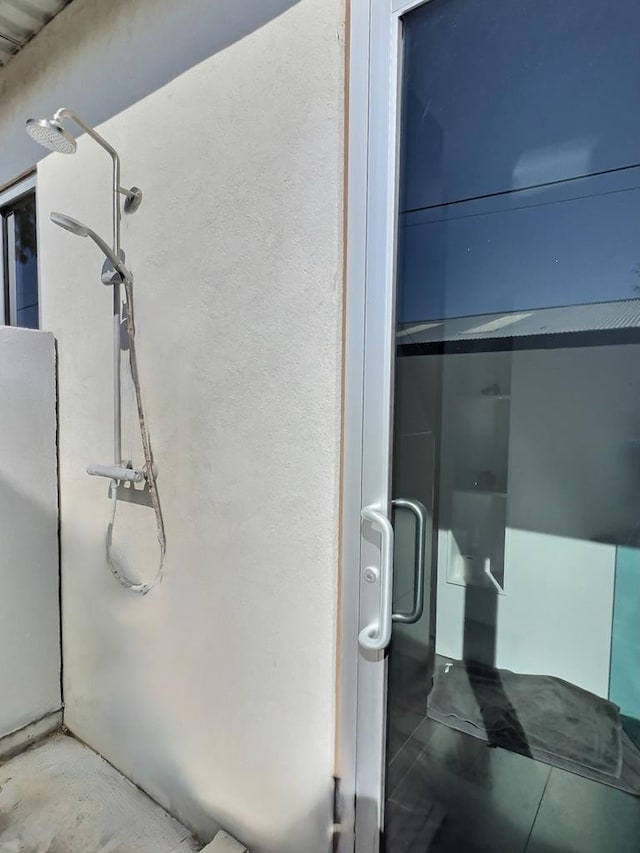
<box><xmin>49</xmin><ymin>212</ymin><xmax>89</xmax><ymax>237</ymax></box>
<box><xmin>50</xmin><ymin>212</ymin><xmax>133</xmax><ymax>282</ymax></box>
<box><xmin>26</xmin><ymin>118</ymin><xmax>77</xmax><ymax>154</ymax></box>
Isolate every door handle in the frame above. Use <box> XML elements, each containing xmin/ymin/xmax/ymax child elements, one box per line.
<box><xmin>391</xmin><ymin>498</ymin><xmax>427</xmax><ymax>625</ymax></box>
<box><xmin>359</xmin><ymin>506</ymin><xmax>394</xmax><ymax>651</ymax></box>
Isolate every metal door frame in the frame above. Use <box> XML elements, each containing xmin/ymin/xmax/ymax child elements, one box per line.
<box><xmin>338</xmin><ymin>2</ymin><xmax>429</xmax><ymax>851</ymax></box>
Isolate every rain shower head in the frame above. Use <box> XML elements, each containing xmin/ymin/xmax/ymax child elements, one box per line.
<box><xmin>50</xmin><ymin>211</ymin><xmax>133</xmax><ymax>282</ymax></box>
<box><xmin>25</xmin><ymin>108</ymin><xmax>143</xmax><ymax>213</ymax></box>
<box><xmin>26</xmin><ymin>118</ymin><xmax>77</xmax><ymax>154</ymax></box>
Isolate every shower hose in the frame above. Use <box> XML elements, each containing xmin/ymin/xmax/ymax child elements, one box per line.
<box><xmin>105</xmin><ymin>280</ymin><xmax>166</xmax><ymax>594</ymax></box>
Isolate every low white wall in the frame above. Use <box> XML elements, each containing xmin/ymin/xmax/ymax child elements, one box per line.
<box><xmin>0</xmin><ymin>328</ymin><xmax>60</xmax><ymax>738</ymax></box>
<box><xmin>29</xmin><ymin>1</ymin><xmax>343</xmax><ymax>851</ymax></box>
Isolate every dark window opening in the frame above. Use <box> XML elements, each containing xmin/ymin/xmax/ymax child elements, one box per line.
<box><xmin>2</xmin><ymin>189</ymin><xmax>39</xmax><ymax>330</ymax></box>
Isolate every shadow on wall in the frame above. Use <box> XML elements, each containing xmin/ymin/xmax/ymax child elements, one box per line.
<box><xmin>1</xmin><ymin>0</ymin><xmax>304</xmax><ymax>184</ymax></box>
<box><xmin>0</xmin><ymin>477</ymin><xmax>60</xmax><ymax>737</ymax></box>
<box><xmin>85</xmin><ymin>603</ymin><xmax>333</xmax><ymax>853</ymax></box>
<box><xmin>59</xmin><ymin>500</ymin><xmax>334</xmax><ymax>853</ymax></box>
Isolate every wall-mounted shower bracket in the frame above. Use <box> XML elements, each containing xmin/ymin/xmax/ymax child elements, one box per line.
<box><xmin>120</xmin><ymin>186</ymin><xmax>142</xmax><ymax>213</ymax></box>
<box><xmin>101</xmin><ymin>253</ymin><xmax>128</xmax><ymax>286</ymax></box>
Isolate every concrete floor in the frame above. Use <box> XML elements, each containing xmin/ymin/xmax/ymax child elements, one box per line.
<box><xmin>0</xmin><ymin>735</ymin><xmax>201</xmax><ymax>853</ymax></box>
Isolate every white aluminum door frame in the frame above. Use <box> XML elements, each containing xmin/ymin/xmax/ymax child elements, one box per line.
<box><xmin>338</xmin><ymin>2</ymin><xmax>429</xmax><ymax>852</ymax></box>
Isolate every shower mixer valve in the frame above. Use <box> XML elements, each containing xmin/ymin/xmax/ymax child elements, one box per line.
<box><xmin>87</xmin><ymin>463</ymin><xmax>147</xmax><ymax>484</ymax></box>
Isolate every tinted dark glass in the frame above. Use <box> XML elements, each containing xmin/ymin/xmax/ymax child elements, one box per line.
<box><xmin>10</xmin><ymin>193</ymin><xmax>39</xmax><ymax>329</ymax></box>
<box><xmin>387</xmin><ymin>2</ymin><xmax>640</xmax><ymax>851</ymax></box>
<box><xmin>397</xmin><ymin>0</ymin><xmax>640</xmax><ymax>325</ymax></box>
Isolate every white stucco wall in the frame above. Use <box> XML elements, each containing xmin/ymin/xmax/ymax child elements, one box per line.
<box><xmin>3</xmin><ymin>1</ymin><xmax>346</xmax><ymax>851</ymax></box>
<box><xmin>0</xmin><ymin>328</ymin><xmax>60</xmax><ymax>738</ymax></box>
<box><xmin>0</xmin><ymin>0</ymin><xmax>312</xmax><ymax>190</ymax></box>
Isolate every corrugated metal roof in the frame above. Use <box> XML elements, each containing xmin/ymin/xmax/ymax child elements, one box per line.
<box><xmin>0</xmin><ymin>0</ymin><xmax>71</xmax><ymax>67</ymax></box>
<box><xmin>397</xmin><ymin>299</ymin><xmax>640</xmax><ymax>345</ymax></box>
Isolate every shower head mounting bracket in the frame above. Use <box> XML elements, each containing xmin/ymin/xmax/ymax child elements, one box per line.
<box><xmin>101</xmin><ymin>253</ymin><xmax>127</xmax><ymax>286</ymax></box>
<box><xmin>121</xmin><ymin>186</ymin><xmax>143</xmax><ymax>213</ymax></box>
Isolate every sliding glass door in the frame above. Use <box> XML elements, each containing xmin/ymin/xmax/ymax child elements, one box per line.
<box><xmin>352</xmin><ymin>1</ymin><xmax>640</xmax><ymax>850</ymax></box>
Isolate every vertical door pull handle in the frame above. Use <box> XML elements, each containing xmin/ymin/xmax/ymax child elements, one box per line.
<box><xmin>391</xmin><ymin>498</ymin><xmax>427</xmax><ymax>625</ymax></box>
<box><xmin>359</xmin><ymin>506</ymin><xmax>394</xmax><ymax>651</ymax></box>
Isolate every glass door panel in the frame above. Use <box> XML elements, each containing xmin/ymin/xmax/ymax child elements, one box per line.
<box><xmin>384</xmin><ymin>1</ymin><xmax>640</xmax><ymax>850</ymax></box>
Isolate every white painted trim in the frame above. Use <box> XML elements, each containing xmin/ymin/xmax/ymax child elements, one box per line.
<box><xmin>393</xmin><ymin>0</ymin><xmax>429</xmax><ymax>14</ymax></box>
<box><xmin>0</xmin><ymin>710</ymin><xmax>62</xmax><ymax>762</ymax></box>
<box><xmin>335</xmin><ymin>0</ymin><xmax>371</xmax><ymax>849</ymax></box>
<box><xmin>0</xmin><ymin>173</ymin><xmax>36</xmax><ymax>208</ymax></box>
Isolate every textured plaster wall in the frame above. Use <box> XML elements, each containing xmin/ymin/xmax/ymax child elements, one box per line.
<box><xmin>0</xmin><ymin>328</ymin><xmax>60</xmax><ymax>737</ymax></box>
<box><xmin>8</xmin><ymin>1</ymin><xmax>345</xmax><ymax>851</ymax></box>
<box><xmin>0</xmin><ymin>0</ymin><xmax>312</xmax><ymax>190</ymax></box>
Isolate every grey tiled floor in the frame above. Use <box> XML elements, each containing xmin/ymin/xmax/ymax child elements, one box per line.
<box><xmin>385</xmin><ymin>716</ymin><xmax>640</xmax><ymax>853</ymax></box>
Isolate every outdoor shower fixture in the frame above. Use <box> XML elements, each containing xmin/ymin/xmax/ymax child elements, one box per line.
<box><xmin>27</xmin><ymin>109</ymin><xmax>164</xmax><ymax>594</ymax></box>
<box><xmin>26</xmin><ymin>108</ymin><xmax>140</xmax><ymax>473</ymax></box>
